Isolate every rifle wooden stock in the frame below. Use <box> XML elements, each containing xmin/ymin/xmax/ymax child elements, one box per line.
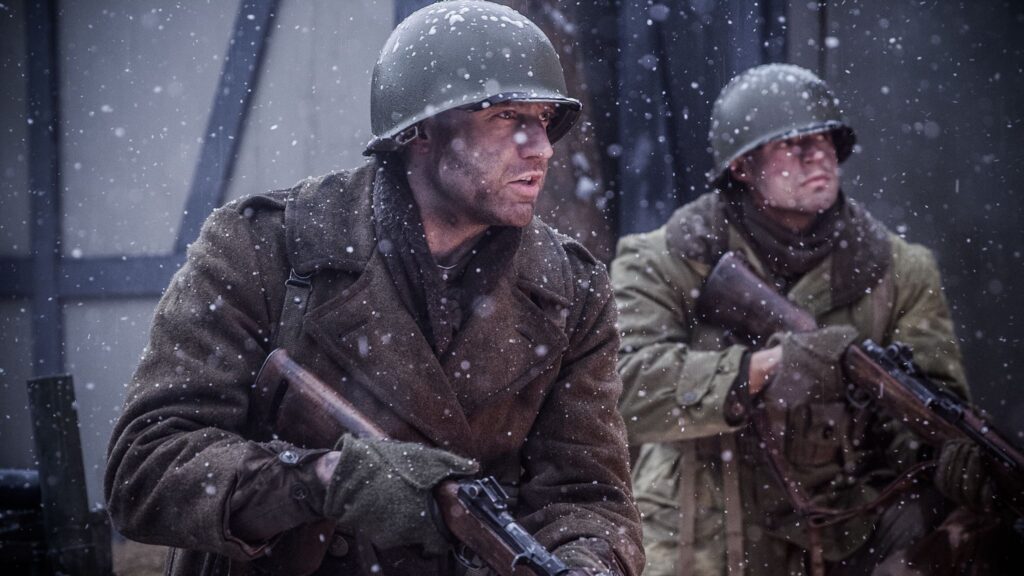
<box><xmin>253</xmin><ymin>349</ymin><xmax>387</xmax><ymax>442</ymax></box>
<box><xmin>695</xmin><ymin>251</ymin><xmax>817</xmax><ymax>339</ymax></box>
<box><xmin>253</xmin><ymin>349</ymin><xmax>559</xmax><ymax>576</ymax></box>
<box><xmin>698</xmin><ymin>251</ymin><xmax>1024</xmax><ymax>517</ymax></box>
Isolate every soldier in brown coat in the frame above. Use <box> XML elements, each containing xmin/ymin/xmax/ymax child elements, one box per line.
<box><xmin>104</xmin><ymin>3</ymin><xmax>643</xmax><ymax>575</ymax></box>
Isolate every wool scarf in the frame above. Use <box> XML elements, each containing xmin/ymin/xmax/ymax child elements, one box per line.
<box><xmin>372</xmin><ymin>160</ymin><xmax>521</xmax><ymax>357</ymax></box>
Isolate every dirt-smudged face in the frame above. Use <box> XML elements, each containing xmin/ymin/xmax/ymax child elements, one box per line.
<box><xmin>732</xmin><ymin>132</ymin><xmax>840</xmax><ymax>231</ymax></box>
<box><xmin>419</xmin><ymin>101</ymin><xmax>556</xmax><ymax>230</ymax></box>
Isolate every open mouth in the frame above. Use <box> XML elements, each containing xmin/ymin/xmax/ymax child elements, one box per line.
<box><xmin>511</xmin><ymin>174</ymin><xmax>542</xmax><ymax>186</ymax></box>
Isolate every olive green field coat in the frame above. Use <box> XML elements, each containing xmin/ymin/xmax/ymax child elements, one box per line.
<box><xmin>611</xmin><ymin>192</ymin><xmax>967</xmax><ymax>576</ymax></box>
<box><xmin>105</xmin><ymin>161</ymin><xmax>644</xmax><ymax>575</ymax></box>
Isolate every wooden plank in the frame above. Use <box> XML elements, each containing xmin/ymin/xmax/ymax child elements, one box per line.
<box><xmin>27</xmin><ymin>375</ymin><xmax>111</xmax><ymax>575</ymax></box>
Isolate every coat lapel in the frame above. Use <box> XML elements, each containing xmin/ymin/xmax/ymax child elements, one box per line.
<box><xmin>305</xmin><ymin>254</ymin><xmax>570</xmax><ymax>454</ymax></box>
<box><xmin>285</xmin><ymin>162</ymin><xmax>574</xmax><ymax>454</ymax></box>
<box><xmin>441</xmin><ymin>275</ymin><xmax>569</xmax><ymax>416</ymax></box>
<box><xmin>304</xmin><ymin>253</ymin><xmax>475</xmax><ymax>452</ymax></box>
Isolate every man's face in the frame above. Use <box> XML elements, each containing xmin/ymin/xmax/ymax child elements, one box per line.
<box><xmin>421</xmin><ymin>101</ymin><xmax>556</xmax><ymax>229</ymax></box>
<box><xmin>732</xmin><ymin>132</ymin><xmax>841</xmax><ymax>224</ymax></box>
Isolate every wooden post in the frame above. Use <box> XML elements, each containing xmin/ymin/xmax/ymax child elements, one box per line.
<box><xmin>0</xmin><ymin>469</ymin><xmax>45</xmax><ymax>570</ymax></box>
<box><xmin>27</xmin><ymin>375</ymin><xmax>112</xmax><ymax>575</ymax></box>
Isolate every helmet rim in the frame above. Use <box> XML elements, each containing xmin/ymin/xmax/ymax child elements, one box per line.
<box><xmin>364</xmin><ymin>0</ymin><xmax>580</xmax><ymax>156</ymax></box>
<box><xmin>707</xmin><ymin>63</ymin><xmax>857</xmax><ymax>187</ymax></box>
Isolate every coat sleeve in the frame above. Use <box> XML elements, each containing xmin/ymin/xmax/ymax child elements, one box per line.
<box><xmin>104</xmin><ymin>204</ymin><xmax>326</xmax><ymax>559</ymax></box>
<box><xmin>879</xmin><ymin>241</ymin><xmax>970</xmax><ymax>469</ymax></box>
<box><xmin>888</xmin><ymin>241</ymin><xmax>968</xmax><ymax>398</ymax></box>
<box><xmin>610</xmin><ymin>231</ymin><xmax>747</xmax><ymax>445</ymax></box>
<box><xmin>516</xmin><ymin>252</ymin><xmax>645</xmax><ymax>576</ymax></box>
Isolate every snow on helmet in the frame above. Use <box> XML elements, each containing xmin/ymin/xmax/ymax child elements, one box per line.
<box><xmin>708</xmin><ymin>63</ymin><xmax>856</xmax><ymax>187</ymax></box>
<box><xmin>365</xmin><ymin>0</ymin><xmax>581</xmax><ymax>155</ymax></box>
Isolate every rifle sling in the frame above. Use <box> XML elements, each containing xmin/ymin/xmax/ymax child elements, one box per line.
<box><xmin>676</xmin><ymin>435</ymin><xmax>745</xmax><ymax>576</ymax></box>
<box><xmin>749</xmin><ymin>408</ymin><xmax>936</xmax><ymax>575</ymax></box>
<box><xmin>277</xmin><ymin>269</ymin><xmax>313</xmax><ymax>352</ymax></box>
<box><xmin>868</xmin><ymin>266</ymin><xmax>894</xmax><ymax>344</ymax></box>
<box><xmin>721</xmin><ymin>434</ymin><xmax>745</xmax><ymax>576</ymax></box>
<box><xmin>268</xmin><ymin>270</ymin><xmax>369</xmax><ymax>574</ymax></box>
<box><xmin>676</xmin><ymin>441</ymin><xmax>697</xmax><ymax>576</ymax></box>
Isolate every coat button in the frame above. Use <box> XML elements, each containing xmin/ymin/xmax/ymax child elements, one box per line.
<box><xmin>291</xmin><ymin>483</ymin><xmax>309</xmax><ymax>500</ymax></box>
<box><xmin>328</xmin><ymin>534</ymin><xmax>350</xmax><ymax>557</ymax></box>
<box><xmin>680</xmin><ymin>391</ymin><xmax>699</xmax><ymax>405</ymax></box>
<box><xmin>279</xmin><ymin>450</ymin><xmax>300</xmax><ymax>465</ymax></box>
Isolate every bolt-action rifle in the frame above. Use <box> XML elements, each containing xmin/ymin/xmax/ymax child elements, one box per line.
<box><xmin>251</xmin><ymin>349</ymin><xmax>574</xmax><ymax>576</ymax></box>
<box><xmin>695</xmin><ymin>251</ymin><xmax>1024</xmax><ymax>518</ymax></box>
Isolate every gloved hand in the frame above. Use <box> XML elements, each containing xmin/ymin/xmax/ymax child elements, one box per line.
<box><xmin>323</xmin><ymin>434</ymin><xmax>478</xmax><ymax>554</ymax></box>
<box><xmin>762</xmin><ymin>325</ymin><xmax>859</xmax><ymax>407</ymax></box>
<box><xmin>555</xmin><ymin>537</ymin><xmax>623</xmax><ymax>576</ymax></box>
<box><xmin>934</xmin><ymin>439</ymin><xmax>995</xmax><ymax>512</ymax></box>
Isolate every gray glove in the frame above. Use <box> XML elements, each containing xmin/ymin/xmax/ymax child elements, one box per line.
<box><xmin>935</xmin><ymin>439</ymin><xmax>995</xmax><ymax>512</ymax></box>
<box><xmin>555</xmin><ymin>537</ymin><xmax>623</xmax><ymax>576</ymax></box>
<box><xmin>323</xmin><ymin>434</ymin><xmax>478</xmax><ymax>554</ymax></box>
<box><xmin>764</xmin><ymin>325</ymin><xmax>859</xmax><ymax>407</ymax></box>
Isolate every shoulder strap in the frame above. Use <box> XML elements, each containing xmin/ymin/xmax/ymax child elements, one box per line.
<box><xmin>247</xmin><ymin>269</ymin><xmax>314</xmax><ymax>441</ymax></box>
<box><xmin>273</xmin><ymin>269</ymin><xmax>313</xmax><ymax>352</ymax></box>
<box><xmin>676</xmin><ymin>440</ymin><xmax>697</xmax><ymax>576</ymax></box>
<box><xmin>721</xmin><ymin>433</ymin><xmax>745</xmax><ymax>576</ymax></box>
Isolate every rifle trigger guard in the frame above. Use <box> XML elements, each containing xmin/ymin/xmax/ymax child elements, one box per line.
<box><xmin>452</xmin><ymin>543</ymin><xmax>486</xmax><ymax>570</ymax></box>
<box><xmin>846</xmin><ymin>382</ymin><xmax>873</xmax><ymax>410</ymax></box>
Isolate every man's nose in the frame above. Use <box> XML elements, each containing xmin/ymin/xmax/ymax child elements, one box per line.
<box><xmin>518</xmin><ymin>122</ymin><xmax>554</xmax><ymax>160</ymax></box>
<box><xmin>802</xmin><ymin>142</ymin><xmax>833</xmax><ymax>164</ymax></box>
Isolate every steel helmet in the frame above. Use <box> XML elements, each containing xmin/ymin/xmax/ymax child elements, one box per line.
<box><xmin>364</xmin><ymin>0</ymin><xmax>581</xmax><ymax>155</ymax></box>
<box><xmin>707</xmin><ymin>63</ymin><xmax>856</xmax><ymax>187</ymax></box>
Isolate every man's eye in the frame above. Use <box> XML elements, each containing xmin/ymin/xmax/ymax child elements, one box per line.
<box><xmin>497</xmin><ymin>110</ymin><xmax>517</xmax><ymax>120</ymax></box>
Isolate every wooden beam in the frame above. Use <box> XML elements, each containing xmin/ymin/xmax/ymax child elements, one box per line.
<box><xmin>25</xmin><ymin>0</ymin><xmax>63</xmax><ymax>375</ymax></box>
<box><xmin>175</xmin><ymin>0</ymin><xmax>280</xmax><ymax>252</ymax></box>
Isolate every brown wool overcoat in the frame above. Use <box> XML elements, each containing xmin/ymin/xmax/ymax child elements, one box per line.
<box><xmin>105</xmin><ymin>161</ymin><xmax>644</xmax><ymax>575</ymax></box>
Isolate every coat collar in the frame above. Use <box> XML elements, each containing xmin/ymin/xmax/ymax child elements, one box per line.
<box><xmin>302</xmin><ymin>252</ymin><xmax>569</xmax><ymax>455</ymax></box>
<box><xmin>283</xmin><ymin>158</ymin><xmax>574</xmax><ymax>306</ymax></box>
<box><xmin>286</xmin><ymin>158</ymin><xmax>577</xmax><ymax>305</ymax></box>
<box><xmin>284</xmin><ymin>160</ymin><xmax>575</xmax><ymax>454</ymax></box>
<box><xmin>666</xmin><ymin>190</ymin><xmax>892</xmax><ymax>317</ymax></box>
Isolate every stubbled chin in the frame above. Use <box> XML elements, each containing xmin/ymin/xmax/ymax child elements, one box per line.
<box><xmin>797</xmin><ymin>188</ymin><xmax>838</xmax><ymax>211</ymax></box>
<box><xmin>504</xmin><ymin>203</ymin><xmax>535</xmax><ymax>227</ymax></box>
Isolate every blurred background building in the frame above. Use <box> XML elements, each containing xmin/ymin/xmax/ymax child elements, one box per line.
<box><xmin>1</xmin><ymin>0</ymin><xmax>1022</xmax><ymax>566</ymax></box>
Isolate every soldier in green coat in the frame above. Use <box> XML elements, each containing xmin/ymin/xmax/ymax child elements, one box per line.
<box><xmin>611</xmin><ymin>64</ymin><xmax>975</xmax><ymax>575</ymax></box>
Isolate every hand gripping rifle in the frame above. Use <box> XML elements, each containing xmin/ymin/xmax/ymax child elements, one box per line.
<box><xmin>250</xmin><ymin>349</ymin><xmax>572</xmax><ymax>576</ymax></box>
<box><xmin>695</xmin><ymin>251</ymin><xmax>1024</xmax><ymax>518</ymax></box>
